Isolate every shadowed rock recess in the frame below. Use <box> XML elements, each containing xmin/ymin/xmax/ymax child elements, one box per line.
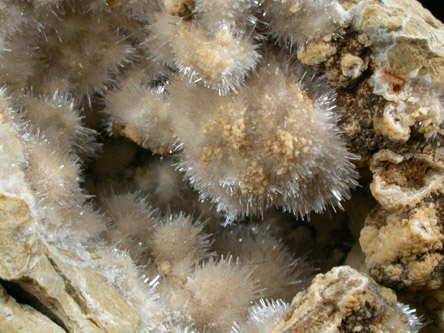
<box><xmin>0</xmin><ymin>0</ymin><xmax>443</xmax><ymax>331</ymax></box>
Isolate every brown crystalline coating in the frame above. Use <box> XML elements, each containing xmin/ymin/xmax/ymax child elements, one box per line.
<box><xmin>272</xmin><ymin>266</ymin><xmax>412</xmax><ymax>333</ymax></box>
<box><xmin>336</xmin><ymin>79</ymin><xmax>387</xmax><ymax>162</ymax></box>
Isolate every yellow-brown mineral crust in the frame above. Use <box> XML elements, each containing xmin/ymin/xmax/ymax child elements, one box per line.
<box><xmin>239</xmin><ymin>161</ymin><xmax>269</xmax><ymax>195</ymax></box>
<box><xmin>340</xmin><ymin>53</ymin><xmax>366</xmax><ymax>81</ymax></box>
<box><xmin>361</xmin><ymin>205</ymin><xmax>444</xmax><ymax>290</ymax></box>
<box><xmin>222</xmin><ymin>117</ymin><xmax>247</xmax><ymax>152</ymax></box>
<box><xmin>293</xmin><ymin>2</ymin><xmax>444</xmax><ymax>326</ymax></box>
<box><xmin>297</xmin><ymin>33</ymin><xmax>370</xmax><ymax>88</ymax></box>
<box><xmin>337</xmin><ymin>79</ymin><xmax>387</xmax><ymax>162</ymax></box>
<box><xmin>297</xmin><ymin>41</ymin><xmax>338</xmax><ymax>68</ymax></box>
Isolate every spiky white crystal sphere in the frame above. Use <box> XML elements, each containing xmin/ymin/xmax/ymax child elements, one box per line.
<box><xmin>171</xmin><ymin>55</ymin><xmax>358</xmax><ymax>219</ymax></box>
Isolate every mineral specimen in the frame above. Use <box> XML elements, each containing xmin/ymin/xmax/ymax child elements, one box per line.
<box><xmin>1</xmin><ymin>0</ymin><xmax>443</xmax><ymax>331</ymax></box>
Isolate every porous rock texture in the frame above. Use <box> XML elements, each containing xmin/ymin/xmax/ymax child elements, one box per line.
<box><xmin>291</xmin><ymin>0</ymin><xmax>444</xmax><ymax>329</ymax></box>
<box><xmin>361</xmin><ymin>150</ymin><xmax>444</xmax><ymax>290</ymax></box>
<box><xmin>1</xmin><ymin>0</ymin><xmax>444</xmax><ymax>331</ymax></box>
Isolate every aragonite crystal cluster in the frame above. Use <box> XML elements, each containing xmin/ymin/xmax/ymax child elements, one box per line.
<box><xmin>0</xmin><ymin>0</ymin><xmax>443</xmax><ymax>331</ymax></box>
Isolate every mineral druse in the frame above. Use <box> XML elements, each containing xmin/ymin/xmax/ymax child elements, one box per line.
<box><xmin>1</xmin><ymin>0</ymin><xmax>443</xmax><ymax>331</ymax></box>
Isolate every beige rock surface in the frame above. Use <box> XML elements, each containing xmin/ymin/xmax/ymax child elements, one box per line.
<box><xmin>0</xmin><ymin>283</ymin><xmax>65</xmax><ymax>333</ymax></box>
<box><xmin>352</xmin><ymin>0</ymin><xmax>444</xmax><ymax>84</ymax></box>
<box><xmin>0</xmin><ymin>196</ymin><xmax>146</xmax><ymax>332</ymax></box>
<box><xmin>272</xmin><ymin>266</ymin><xmax>412</xmax><ymax>333</ymax></box>
<box><xmin>359</xmin><ymin>147</ymin><xmax>444</xmax><ymax>292</ymax></box>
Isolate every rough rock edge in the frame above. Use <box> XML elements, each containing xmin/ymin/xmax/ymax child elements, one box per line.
<box><xmin>272</xmin><ymin>266</ymin><xmax>414</xmax><ymax>333</ymax></box>
<box><xmin>0</xmin><ymin>283</ymin><xmax>65</xmax><ymax>333</ymax></box>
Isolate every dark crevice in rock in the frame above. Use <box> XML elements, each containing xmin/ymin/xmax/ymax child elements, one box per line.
<box><xmin>339</xmin><ymin>303</ymin><xmax>380</xmax><ymax>333</ymax></box>
<box><xmin>46</xmin><ymin>256</ymin><xmax>101</xmax><ymax>329</ymax></box>
<box><xmin>0</xmin><ymin>279</ymin><xmax>68</xmax><ymax>332</ymax></box>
